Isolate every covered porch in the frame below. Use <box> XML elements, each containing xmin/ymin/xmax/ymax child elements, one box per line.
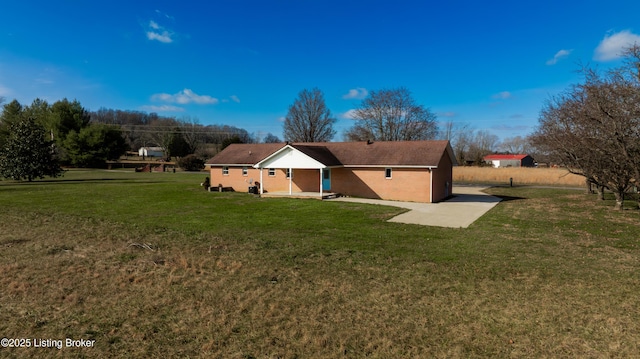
<box><xmin>253</xmin><ymin>145</ymin><xmax>335</xmax><ymax>199</ymax></box>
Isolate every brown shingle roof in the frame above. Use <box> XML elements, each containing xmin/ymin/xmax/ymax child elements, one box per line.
<box><xmin>206</xmin><ymin>140</ymin><xmax>455</xmax><ymax>167</ymax></box>
<box><xmin>205</xmin><ymin>143</ymin><xmax>285</xmax><ymax>165</ymax></box>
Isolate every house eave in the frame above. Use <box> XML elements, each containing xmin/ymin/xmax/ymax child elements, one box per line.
<box><xmin>342</xmin><ymin>165</ymin><xmax>438</xmax><ymax>169</ymax></box>
<box><xmin>206</xmin><ymin>163</ymin><xmax>255</xmax><ymax>167</ymax></box>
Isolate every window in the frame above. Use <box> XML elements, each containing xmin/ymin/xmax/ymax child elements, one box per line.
<box><xmin>385</xmin><ymin>168</ymin><xmax>392</xmax><ymax>179</ymax></box>
<box><xmin>242</xmin><ymin>167</ymin><xmax>248</xmax><ymax>176</ymax></box>
<box><xmin>286</xmin><ymin>168</ymin><xmax>291</xmax><ymax>178</ymax></box>
<box><xmin>268</xmin><ymin>168</ymin><xmax>276</xmax><ymax>176</ymax></box>
<box><xmin>222</xmin><ymin>166</ymin><xmax>229</xmax><ymax>175</ymax></box>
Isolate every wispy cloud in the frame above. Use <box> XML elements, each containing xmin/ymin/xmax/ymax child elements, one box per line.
<box><xmin>546</xmin><ymin>49</ymin><xmax>572</xmax><ymax>65</ymax></box>
<box><xmin>342</xmin><ymin>88</ymin><xmax>368</xmax><ymax>100</ymax></box>
<box><xmin>140</xmin><ymin>105</ymin><xmax>185</xmax><ymax>112</ymax></box>
<box><xmin>340</xmin><ymin>109</ymin><xmax>358</xmax><ymax>120</ymax></box>
<box><xmin>145</xmin><ymin>19</ymin><xmax>174</xmax><ymax>43</ymax></box>
<box><xmin>491</xmin><ymin>91</ymin><xmax>512</xmax><ymax>100</ymax></box>
<box><xmin>155</xmin><ymin>9</ymin><xmax>174</xmax><ymax>20</ymax></box>
<box><xmin>594</xmin><ymin>30</ymin><xmax>640</xmax><ymax>61</ymax></box>
<box><xmin>230</xmin><ymin>95</ymin><xmax>240</xmax><ymax>103</ymax></box>
<box><xmin>151</xmin><ymin>89</ymin><xmax>218</xmax><ymax>105</ymax></box>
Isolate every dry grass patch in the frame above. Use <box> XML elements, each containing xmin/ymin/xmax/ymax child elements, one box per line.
<box><xmin>454</xmin><ymin>167</ymin><xmax>586</xmax><ymax>187</ymax></box>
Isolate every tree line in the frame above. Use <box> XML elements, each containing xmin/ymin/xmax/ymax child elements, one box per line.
<box><xmin>0</xmin><ymin>98</ymin><xmax>127</xmax><ymax>180</ymax></box>
<box><xmin>0</xmin><ymin>87</ymin><xmax>535</xmax><ymax>181</ymax></box>
<box><xmin>0</xmin><ymin>98</ymin><xmax>268</xmax><ymax>180</ymax></box>
<box><xmin>282</xmin><ymin>86</ymin><xmax>537</xmax><ymax>165</ymax></box>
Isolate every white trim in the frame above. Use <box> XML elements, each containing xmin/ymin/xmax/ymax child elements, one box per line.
<box><xmin>288</xmin><ymin>168</ymin><xmax>292</xmax><ymax>195</ymax></box>
<box><xmin>429</xmin><ymin>169</ymin><xmax>433</xmax><ymax>203</ymax></box>
<box><xmin>259</xmin><ymin>168</ymin><xmax>263</xmax><ymax>195</ymax></box>
<box><xmin>254</xmin><ymin>144</ymin><xmax>326</xmax><ymax>169</ymax></box>
<box><xmin>222</xmin><ymin>166</ymin><xmax>229</xmax><ymax>176</ymax></box>
<box><xmin>268</xmin><ymin>168</ymin><xmax>276</xmax><ymax>176</ymax></box>
<box><xmin>242</xmin><ymin>166</ymin><xmax>248</xmax><ymax>176</ymax></box>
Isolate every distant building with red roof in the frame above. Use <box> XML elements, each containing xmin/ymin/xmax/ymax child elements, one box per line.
<box><xmin>483</xmin><ymin>154</ymin><xmax>535</xmax><ymax>168</ymax></box>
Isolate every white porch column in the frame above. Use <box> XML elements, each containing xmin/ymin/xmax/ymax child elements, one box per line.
<box><xmin>259</xmin><ymin>168</ymin><xmax>264</xmax><ymax>195</ymax></box>
<box><xmin>319</xmin><ymin>168</ymin><xmax>323</xmax><ymax>198</ymax></box>
<box><xmin>288</xmin><ymin>167</ymin><xmax>292</xmax><ymax>195</ymax></box>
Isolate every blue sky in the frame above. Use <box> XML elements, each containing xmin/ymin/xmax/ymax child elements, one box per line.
<box><xmin>1</xmin><ymin>1</ymin><xmax>639</xmax><ymax>141</ymax></box>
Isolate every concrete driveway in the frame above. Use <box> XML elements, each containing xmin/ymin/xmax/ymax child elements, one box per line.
<box><xmin>328</xmin><ymin>185</ymin><xmax>501</xmax><ymax>228</ymax></box>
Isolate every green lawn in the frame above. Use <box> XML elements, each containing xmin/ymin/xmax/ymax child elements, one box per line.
<box><xmin>1</xmin><ymin>170</ymin><xmax>639</xmax><ymax>358</ymax></box>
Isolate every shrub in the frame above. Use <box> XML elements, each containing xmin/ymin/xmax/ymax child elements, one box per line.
<box><xmin>177</xmin><ymin>154</ymin><xmax>205</xmax><ymax>171</ymax></box>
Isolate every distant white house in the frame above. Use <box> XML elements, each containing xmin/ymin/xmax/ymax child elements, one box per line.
<box><xmin>138</xmin><ymin>147</ymin><xmax>164</xmax><ymax>158</ymax></box>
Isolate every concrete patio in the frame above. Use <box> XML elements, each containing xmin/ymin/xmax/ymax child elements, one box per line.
<box><xmin>327</xmin><ymin>185</ymin><xmax>502</xmax><ymax>228</ymax></box>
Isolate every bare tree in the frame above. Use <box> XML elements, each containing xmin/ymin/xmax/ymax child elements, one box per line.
<box><xmin>439</xmin><ymin>121</ymin><xmax>473</xmax><ymax>164</ymax></box>
<box><xmin>263</xmin><ymin>133</ymin><xmax>281</xmax><ymax>143</ymax></box>
<box><xmin>498</xmin><ymin>136</ymin><xmax>531</xmax><ymax>154</ymax></box>
<box><xmin>283</xmin><ymin>88</ymin><xmax>336</xmax><ymax>142</ymax></box>
<box><xmin>179</xmin><ymin>116</ymin><xmax>204</xmax><ymax>154</ymax></box>
<box><xmin>468</xmin><ymin>130</ymin><xmax>500</xmax><ymax>164</ymax></box>
<box><xmin>345</xmin><ymin>87</ymin><xmax>438</xmax><ymax>141</ymax></box>
<box><xmin>531</xmin><ymin>47</ymin><xmax>640</xmax><ymax>210</ymax></box>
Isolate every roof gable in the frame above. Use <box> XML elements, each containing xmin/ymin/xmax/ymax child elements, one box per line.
<box><xmin>254</xmin><ymin>145</ymin><xmax>328</xmax><ymax>169</ymax></box>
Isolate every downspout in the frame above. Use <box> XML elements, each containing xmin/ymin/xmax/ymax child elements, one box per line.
<box><xmin>288</xmin><ymin>167</ymin><xmax>292</xmax><ymax>195</ymax></box>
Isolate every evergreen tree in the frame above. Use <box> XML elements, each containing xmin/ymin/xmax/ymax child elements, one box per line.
<box><xmin>63</xmin><ymin>124</ymin><xmax>128</xmax><ymax>168</ymax></box>
<box><xmin>0</xmin><ymin>118</ymin><xmax>63</xmax><ymax>181</ymax></box>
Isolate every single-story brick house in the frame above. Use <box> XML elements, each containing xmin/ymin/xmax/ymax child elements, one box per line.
<box><xmin>205</xmin><ymin>140</ymin><xmax>456</xmax><ymax>203</ymax></box>
<box><xmin>483</xmin><ymin>154</ymin><xmax>535</xmax><ymax>168</ymax></box>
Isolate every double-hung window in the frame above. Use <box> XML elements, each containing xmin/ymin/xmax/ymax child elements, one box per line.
<box><xmin>385</xmin><ymin>168</ymin><xmax>392</xmax><ymax>179</ymax></box>
<box><xmin>222</xmin><ymin>166</ymin><xmax>229</xmax><ymax>175</ymax></box>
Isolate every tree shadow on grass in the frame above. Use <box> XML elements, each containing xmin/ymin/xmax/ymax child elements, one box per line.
<box><xmin>493</xmin><ymin>195</ymin><xmax>526</xmax><ymax>202</ymax></box>
<box><xmin>0</xmin><ymin>178</ymin><xmax>166</xmax><ymax>187</ymax></box>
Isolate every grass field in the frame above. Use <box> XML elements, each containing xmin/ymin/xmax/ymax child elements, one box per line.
<box><xmin>454</xmin><ymin>166</ymin><xmax>586</xmax><ymax>187</ymax></box>
<box><xmin>1</xmin><ymin>170</ymin><xmax>639</xmax><ymax>358</ymax></box>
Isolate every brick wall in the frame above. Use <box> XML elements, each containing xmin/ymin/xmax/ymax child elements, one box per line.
<box><xmin>332</xmin><ymin>167</ymin><xmax>431</xmax><ymax>202</ymax></box>
<box><xmin>430</xmin><ymin>152</ymin><xmax>453</xmax><ymax>202</ymax></box>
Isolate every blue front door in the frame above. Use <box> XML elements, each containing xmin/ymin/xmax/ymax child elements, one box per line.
<box><xmin>322</xmin><ymin>168</ymin><xmax>331</xmax><ymax>191</ymax></box>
